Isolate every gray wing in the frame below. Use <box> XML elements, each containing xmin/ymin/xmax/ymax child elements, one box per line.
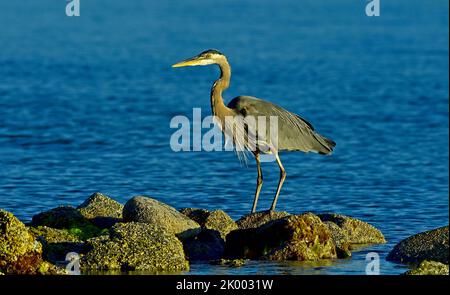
<box><xmin>227</xmin><ymin>96</ymin><xmax>335</xmax><ymax>154</ymax></box>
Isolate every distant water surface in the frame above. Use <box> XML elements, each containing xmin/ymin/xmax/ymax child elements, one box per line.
<box><xmin>0</xmin><ymin>0</ymin><xmax>448</xmax><ymax>275</ymax></box>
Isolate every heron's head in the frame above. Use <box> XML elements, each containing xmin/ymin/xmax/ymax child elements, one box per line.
<box><xmin>172</xmin><ymin>49</ymin><xmax>226</xmax><ymax>68</ymax></box>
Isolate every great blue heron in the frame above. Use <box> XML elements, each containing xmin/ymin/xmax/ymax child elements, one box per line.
<box><xmin>172</xmin><ymin>49</ymin><xmax>335</xmax><ymax>213</ymax></box>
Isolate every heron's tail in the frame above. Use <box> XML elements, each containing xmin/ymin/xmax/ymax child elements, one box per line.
<box><xmin>313</xmin><ymin>133</ymin><xmax>336</xmax><ymax>155</ymax></box>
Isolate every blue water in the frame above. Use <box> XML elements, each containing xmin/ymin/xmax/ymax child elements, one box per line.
<box><xmin>0</xmin><ymin>0</ymin><xmax>448</xmax><ymax>275</ymax></box>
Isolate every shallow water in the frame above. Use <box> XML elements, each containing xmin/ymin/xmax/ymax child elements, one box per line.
<box><xmin>0</xmin><ymin>0</ymin><xmax>448</xmax><ymax>275</ymax></box>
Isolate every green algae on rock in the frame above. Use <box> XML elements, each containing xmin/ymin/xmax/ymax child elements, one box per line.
<box><xmin>236</xmin><ymin>211</ymin><xmax>290</xmax><ymax>230</ymax></box>
<box><xmin>225</xmin><ymin>213</ymin><xmax>337</xmax><ymax>261</ymax></box>
<box><xmin>387</xmin><ymin>226</ymin><xmax>449</xmax><ymax>264</ymax></box>
<box><xmin>405</xmin><ymin>260</ymin><xmax>449</xmax><ymax>275</ymax></box>
<box><xmin>77</xmin><ymin>192</ymin><xmax>123</xmax><ymax>228</ymax></box>
<box><xmin>82</xmin><ymin>222</ymin><xmax>189</xmax><ymax>272</ymax></box>
<box><xmin>29</xmin><ymin>226</ymin><xmax>85</xmax><ymax>263</ymax></box>
<box><xmin>0</xmin><ymin>210</ymin><xmax>43</xmax><ymax>274</ymax></box>
<box><xmin>318</xmin><ymin>213</ymin><xmax>386</xmax><ymax>244</ymax></box>
<box><xmin>31</xmin><ymin>206</ymin><xmax>108</xmax><ymax>241</ymax></box>
<box><xmin>180</xmin><ymin>208</ymin><xmax>237</xmax><ymax>240</ymax></box>
<box><xmin>31</xmin><ymin>206</ymin><xmax>91</xmax><ymax>229</ymax></box>
<box><xmin>123</xmin><ymin>196</ymin><xmax>200</xmax><ymax>239</ymax></box>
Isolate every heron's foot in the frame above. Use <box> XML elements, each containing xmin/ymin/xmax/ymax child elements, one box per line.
<box><xmin>261</xmin><ymin>209</ymin><xmax>276</xmax><ymax>216</ymax></box>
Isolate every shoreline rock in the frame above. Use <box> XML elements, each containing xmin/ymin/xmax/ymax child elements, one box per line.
<box><xmin>1</xmin><ymin>192</ymin><xmax>392</xmax><ymax>274</ymax></box>
<box><xmin>236</xmin><ymin>211</ymin><xmax>290</xmax><ymax>230</ymax></box>
<box><xmin>318</xmin><ymin>213</ymin><xmax>386</xmax><ymax>244</ymax></box>
<box><xmin>180</xmin><ymin>208</ymin><xmax>238</xmax><ymax>240</ymax></box>
<box><xmin>387</xmin><ymin>226</ymin><xmax>449</xmax><ymax>264</ymax></box>
<box><xmin>28</xmin><ymin>226</ymin><xmax>85</xmax><ymax>264</ymax></box>
<box><xmin>123</xmin><ymin>196</ymin><xmax>200</xmax><ymax>240</ymax></box>
<box><xmin>77</xmin><ymin>192</ymin><xmax>123</xmax><ymax>228</ymax></box>
<box><xmin>180</xmin><ymin>208</ymin><xmax>237</xmax><ymax>261</ymax></box>
<box><xmin>1</xmin><ymin>210</ymin><xmax>65</xmax><ymax>275</ymax></box>
<box><xmin>404</xmin><ymin>260</ymin><xmax>449</xmax><ymax>275</ymax></box>
<box><xmin>225</xmin><ymin>213</ymin><xmax>337</xmax><ymax>261</ymax></box>
<box><xmin>82</xmin><ymin>222</ymin><xmax>189</xmax><ymax>272</ymax></box>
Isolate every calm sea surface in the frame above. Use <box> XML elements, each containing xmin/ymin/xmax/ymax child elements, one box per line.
<box><xmin>0</xmin><ymin>0</ymin><xmax>448</xmax><ymax>275</ymax></box>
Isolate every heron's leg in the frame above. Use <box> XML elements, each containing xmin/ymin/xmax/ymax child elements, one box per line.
<box><xmin>251</xmin><ymin>153</ymin><xmax>263</xmax><ymax>213</ymax></box>
<box><xmin>270</xmin><ymin>150</ymin><xmax>286</xmax><ymax>212</ymax></box>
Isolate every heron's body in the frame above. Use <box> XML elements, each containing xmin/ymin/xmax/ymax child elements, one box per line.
<box><xmin>173</xmin><ymin>49</ymin><xmax>335</xmax><ymax>213</ymax></box>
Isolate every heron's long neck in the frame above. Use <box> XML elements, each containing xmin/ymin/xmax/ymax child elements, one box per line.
<box><xmin>211</xmin><ymin>59</ymin><xmax>233</xmax><ymax>120</ymax></box>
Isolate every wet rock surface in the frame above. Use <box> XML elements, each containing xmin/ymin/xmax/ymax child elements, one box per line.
<box><xmin>404</xmin><ymin>260</ymin><xmax>449</xmax><ymax>275</ymax></box>
<box><xmin>387</xmin><ymin>226</ymin><xmax>449</xmax><ymax>264</ymax></box>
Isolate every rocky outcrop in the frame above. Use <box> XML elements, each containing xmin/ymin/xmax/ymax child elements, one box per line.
<box><xmin>236</xmin><ymin>211</ymin><xmax>290</xmax><ymax>230</ymax></box>
<box><xmin>1</xmin><ymin>210</ymin><xmax>43</xmax><ymax>274</ymax></box>
<box><xmin>387</xmin><ymin>226</ymin><xmax>448</xmax><ymax>264</ymax></box>
<box><xmin>29</xmin><ymin>226</ymin><xmax>85</xmax><ymax>263</ymax></box>
<box><xmin>322</xmin><ymin>221</ymin><xmax>352</xmax><ymax>258</ymax></box>
<box><xmin>225</xmin><ymin>213</ymin><xmax>337</xmax><ymax>261</ymax></box>
<box><xmin>82</xmin><ymin>222</ymin><xmax>188</xmax><ymax>272</ymax></box>
<box><xmin>180</xmin><ymin>208</ymin><xmax>237</xmax><ymax>240</ymax></box>
<box><xmin>31</xmin><ymin>206</ymin><xmax>107</xmax><ymax>241</ymax></box>
<box><xmin>318</xmin><ymin>213</ymin><xmax>386</xmax><ymax>244</ymax></box>
<box><xmin>31</xmin><ymin>206</ymin><xmax>91</xmax><ymax>229</ymax></box>
<box><xmin>405</xmin><ymin>260</ymin><xmax>449</xmax><ymax>275</ymax></box>
<box><xmin>0</xmin><ymin>210</ymin><xmax>65</xmax><ymax>274</ymax></box>
<box><xmin>123</xmin><ymin>196</ymin><xmax>200</xmax><ymax>239</ymax></box>
<box><xmin>1</xmin><ymin>193</ymin><xmax>390</xmax><ymax>274</ymax></box>
<box><xmin>182</xmin><ymin>229</ymin><xmax>225</xmax><ymax>261</ymax></box>
<box><xmin>180</xmin><ymin>208</ymin><xmax>237</xmax><ymax>261</ymax></box>
<box><xmin>77</xmin><ymin>192</ymin><xmax>123</xmax><ymax>228</ymax></box>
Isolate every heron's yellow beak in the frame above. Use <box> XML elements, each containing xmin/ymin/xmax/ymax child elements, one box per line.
<box><xmin>172</xmin><ymin>57</ymin><xmax>203</xmax><ymax>68</ymax></box>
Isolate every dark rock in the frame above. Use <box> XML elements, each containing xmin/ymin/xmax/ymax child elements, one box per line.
<box><xmin>31</xmin><ymin>206</ymin><xmax>91</xmax><ymax>229</ymax></box>
<box><xmin>29</xmin><ymin>226</ymin><xmax>85</xmax><ymax>263</ymax></box>
<box><xmin>180</xmin><ymin>208</ymin><xmax>237</xmax><ymax>240</ymax></box>
<box><xmin>123</xmin><ymin>196</ymin><xmax>200</xmax><ymax>239</ymax></box>
<box><xmin>318</xmin><ymin>213</ymin><xmax>386</xmax><ymax>244</ymax></box>
<box><xmin>236</xmin><ymin>211</ymin><xmax>290</xmax><ymax>230</ymax></box>
<box><xmin>77</xmin><ymin>192</ymin><xmax>123</xmax><ymax>228</ymax></box>
<box><xmin>31</xmin><ymin>206</ymin><xmax>108</xmax><ymax>241</ymax></box>
<box><xmin>387</xmin><ymin>226</ymin><xmax>448</xmax><ymax>264</ymax></box>
<box><xmin>404</xmin><ymin>260</ymin><xmax>449</xmax><ymax>275</ymax></box>
<box><xmin>82</xmin><ymin>222</ymin><xmax>188</xmax><ymax>272</ymax></box>
<box><xmin>183</xmin><ymin>229</ymin><xmax>224</xmax><ymax>261</ymax></box>
<box><xmin>225</xmin><ymin>213</ymin><xmax>337</xmax><ymax>261</ymax></box>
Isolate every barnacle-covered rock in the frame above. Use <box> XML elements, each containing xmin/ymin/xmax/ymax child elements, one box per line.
<box><xmin>225</xmin><ymin>213</ymin><xmax>337</xmax><ymax>261</ymax></box>
<box><xmin>82</xmin><ymin>222</ymin><xmax>188</xmax><ymax>272</ymax></box>
<box><xmin>123</xmin><ymin>196</ymin><xmax>200</xmax><ymax>239</ymax></box>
